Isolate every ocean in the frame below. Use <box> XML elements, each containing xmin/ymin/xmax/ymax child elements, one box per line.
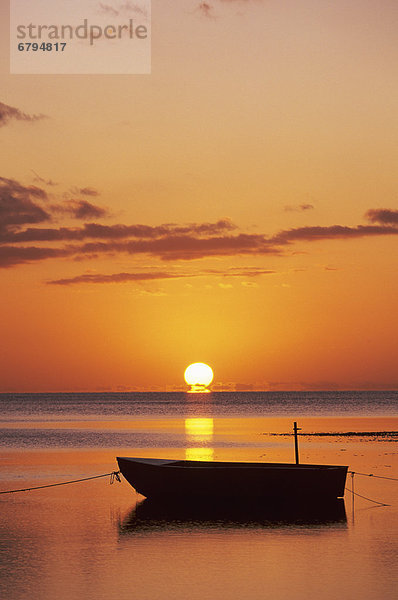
<box><xmin>1</xmin><ymin>391</ymin><xmax>397</xmax><ymax>600</ymax></box>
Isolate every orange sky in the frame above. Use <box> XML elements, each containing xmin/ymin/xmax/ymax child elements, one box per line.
<box><xmin>1</xmin><ymin>0</ymin><xmax>397</xmax><ymax>391</ymax></box>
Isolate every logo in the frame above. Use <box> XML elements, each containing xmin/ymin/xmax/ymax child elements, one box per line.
<box><xmin>10</xmin><ymin>1</ymin><xmax>151</xmax><ymax>74</ymax></box>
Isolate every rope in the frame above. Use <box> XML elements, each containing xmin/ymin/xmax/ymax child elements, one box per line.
<box><xmin>348</xmin><ymin>471</ymin><xmax>398</xmax><ymax>482</ymax></box>
<box><xmin>0</xmin><ymin>471</ymin><xmax>121</xmax><ymax>495</ymax></box>
<box><xmin>345</xmin><ymin>487</ymin><xmax>389</xmax><ymax>506</ymax></box>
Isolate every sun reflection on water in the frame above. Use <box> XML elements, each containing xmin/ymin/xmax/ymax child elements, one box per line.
<box><xmin>185</xmin><ymin>418</ymin><xmax>214</xmax><ymax>461</ymax></box>
<box><xmin>185</xmin><ymin>418</ymin><xmax>214</xmax><ymax>441</ymax></box>
<box><xmin>185</xmin><ymin>448</ymin><xmax>214</xmax><ymax>461</ymax></box>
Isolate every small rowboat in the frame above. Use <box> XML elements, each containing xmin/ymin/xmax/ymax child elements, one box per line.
<box><xmin>116</xmin><ymin>456</ymin><xmax>348</xmax><ymax>503</ymax></box>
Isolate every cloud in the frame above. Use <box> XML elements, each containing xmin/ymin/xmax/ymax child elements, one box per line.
<box><xmin>205</xmin><ymin>266</ymin><xmax>276</xmax><ymax>278</ymax></box>
<box><xmin>139</xmin><ymin>289</ymin><xmax>168</xmax><ymax>297</ymax></box>
<box><xmin>0</xmin><ymin>177</ymin><xmax>106</xmax><ymax>233</ymax></box>
<box><xmin>77</xmin><ymin>187</ymin><xmax>99</xmax><ymax>197</ymax></box>
<box><xmin>0</xmin><ymin>245</ymin><xmax>71</xmax><ymax>268</ymax></box>
<box><xmin>0</xmin><ymin>226</ymin><xmax>276</xmax><ymax>268</ymax></box>
<box><xmin>47</xmin><ymin>266</ymin><xmax>277</xmax><ymax>286</ymax></box>
<box><xmin>65</xmin><ymin>186</ymin><xmax>100</xmax><ymax>198</ymax></box>
<box><xmin>197</xmin><ymin>2</ymin><xmax>216</xmax><ymax>18</ymax></box>
<box><xmin>51</xmin><ymin>199</ymin><xmax>109</xmax><ymax>220</ymax></box>
<box><xmin>0</xmin><ymin>176</ymin><xmax>47</xmax><ymax>201</ymax></box>
<box><xmin>196</xmin><ymin>0</ymin><xmax>262</xmax><ymax>18</ymax></box>
<box><xmin>3</xmin><ymin>213</ymin><xmax>398</xmax><ymax>268</ymax></box>
<box><xmin>271</xmin><ymin>224</ymin><xmax>398</xmax><ymax>244</ymax></box>
<box><xmin>0</xmin><ymin>102</ymin><xmax>47</xmax><ymax>127</ymax></box>
<box><xmin>284</xmin><ymin>204</ymin><xmax>314</xmax><ymax>212</ymax></box>
<box><xmin>1</xmin><ymin>217</ymin><xmax>236</xmax><ymax>244</ymax></box>
<box><xmin>235</xmin><ymin>383</ymin><xmax>254</xmax><ymax>391</ymax></box>
<box><xmin>47</xmin><ymin>270</ymin><xmax>185</xmax><ymax>285</ymax></box>
<box><xmin>98</xmin><ymin>2</ymin><xmax>148</xmax><ymax>17</ymax></box>
<box><xmin>223</xmin><ymin>267</ymin><xmax>276</xmax><ymax>277</ymax></box>
<box><xmin>120</xmin><ymin>1</ymin><xmax>148</xmax><ymax>17</ymax></box>
<box><xmin>241</xmin><ymin>281</ymin><xmax>259</xmax><ymax>287</ymax></box>
<box><xmin>31</xmin><ymin>170</ymin><xmax>58</xmax><ymax>187</ymax></box>
<box><xmin>365</xmin><ymin>208</ymin><xmax>398</xmax><ymax>225</ymax></box>
<box><xmin>69</xmin><ymin>232</ymin><xmax>277</xmax><ymax>261</ymax></box>
<box><xmin>7</xmin><ymin>204</ymin><xmax>396</xmax><ymax>268</ymax></box>
<box><xmin>0</xmin><ymin>177</ymin><xmax>50</xmax><ymax>228</ymax></box>
<box><xmin>1</xmin><ymin>176</ymin><xmax>397</xmax><ymax>272</ymax></box>
<box><xmin>98</xmin><ymin>3</ymin><xmax>119</xmax><ymax>16</ymax></box>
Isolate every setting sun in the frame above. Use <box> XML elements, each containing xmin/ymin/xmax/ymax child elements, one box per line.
<box><xmin>184</xmin><ymin>363</ymin><xmax>214</xmax><ymax>391</ymax></box>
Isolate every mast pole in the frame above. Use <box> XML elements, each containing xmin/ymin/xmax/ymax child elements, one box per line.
<box><xmin>293</xmin><ymin>421</ymin><xmax>301</xmax><ymax>464</ymax></box>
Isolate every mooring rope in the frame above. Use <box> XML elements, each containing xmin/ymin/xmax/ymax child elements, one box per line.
<box><xmin>1</xmin><ymin>468</ymin><xmax>396</xmax><ymax>503</ymax></box>
<box><xmin>346</xmin><ymin>470</ymin><xmax>395</xmax><ymax>507</ymax></box>
<box><xmin>345</xmin><ymin>486</ymin><xmax>389</xmax><ymax>506</ymax></box>
<box><xmin>348</xmin><ymin>471</ymin><xmax>398</xmax><ymax>482</ymax></box>
<box><xmin>0</xmin><ymin>471</ymin><xmax>121</xmax><ymax>495</ymax></box>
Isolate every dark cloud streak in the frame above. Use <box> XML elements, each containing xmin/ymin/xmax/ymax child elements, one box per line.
<box><xmin>50</xmin><ymin>199</ymin><xmax>109</xmax><ymax>220</ymax></box>
<box><xmin>365</xmin><ymin>208</ymin><xmax>398</xmax><ymax>225</ymax></box>
<box><xmin>197</xmin><ymin>2</ymin><xmax>216</xmax><ymax>18</ymax></box>
<box><xmin>31</xmin><ymin>171</ymin><xmax>58</xmax><ymax>187</ymax></box>
<box><xmin>0</xmin><ymin>177</ymin><xmax>50</xmax><ymax>228</ymax></box>
<box><xmin>48</xmin><ymin>271</ymin><xmax>185</xmax><ymax>285</ymax></box>
<box><xmin>70</xmin><ymin>233</ymin><xmax>278</xmax><ymax>261</ymax></box>
<box><xmin>1</xmin><ymin>175</ymin><xmax>397</xmax><ymax>272</ymax></box>
<box><xmin>78</xmin><ymin>187</ymin><xmax>99</xmax><ymax>197</ymax></box>
<box><xmin>47</xmin><ymin>266</ymin><xmax>277</xmax><ymax>286</ymax></box>
<box><xmin>271</xmin><ymin>224</ymin><xmax>398</xmax><ymax>244</ymax></box>
<box><xmin>0</xmin><ymin>102</ymin><xmax>47</xmax><ymax>127</ymax></box>
<box><xmin>284</xmin><ymin>204</ymin><xmax>314</xmax><ymax>212</ymax></box>
<box><xmin>0</xmin><ymin>245</ymin><xmax>71</xmax><ymax>268</ymax></box>
<box><xmin>1</xmin><ymin>218</ymin><xmax>236</xmax><ymax>244</ymax></box>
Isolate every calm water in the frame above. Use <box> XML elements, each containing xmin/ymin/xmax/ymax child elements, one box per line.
<box><xmin>1</xmin><ymin>390</ymin><xmax>397</xmax><ymax>419</ymax></box>
<box><xmin>1</xmin><ymin>392</ymin><xmax>397</xmax><ymax>600</ymax></box>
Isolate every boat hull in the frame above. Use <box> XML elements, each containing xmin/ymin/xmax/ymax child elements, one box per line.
<box><xmin>117</xmin><ymin>457</ymin><xmax>348</xmax><ymax>503</ymax></box>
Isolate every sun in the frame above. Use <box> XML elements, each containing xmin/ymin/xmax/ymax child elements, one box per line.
<box><xmin>184</xmin><ymin>362</ymin><xmax>214</xmax><ymax>391</ymax></box>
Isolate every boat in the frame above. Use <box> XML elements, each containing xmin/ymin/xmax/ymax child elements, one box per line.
<box><xmin>116</xmin><ymin>456</ymin><xmax>348</xmax><ymax>503</ymax></box>
<box><xmin>116</xmin><ymin>423</ymin><xmax>348</xmax><ymax>505</ymax></box>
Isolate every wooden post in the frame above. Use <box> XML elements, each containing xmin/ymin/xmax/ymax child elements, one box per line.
<box><xmin>293</xmin><ymin>421</ymin><xmax>301</xmax><ymax>464</ymax></box>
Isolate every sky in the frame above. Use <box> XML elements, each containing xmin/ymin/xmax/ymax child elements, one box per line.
<box><xmin>1</xmin><ymin>0</ymin><xmax>397</xmax><ymax>392</ymax></box>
